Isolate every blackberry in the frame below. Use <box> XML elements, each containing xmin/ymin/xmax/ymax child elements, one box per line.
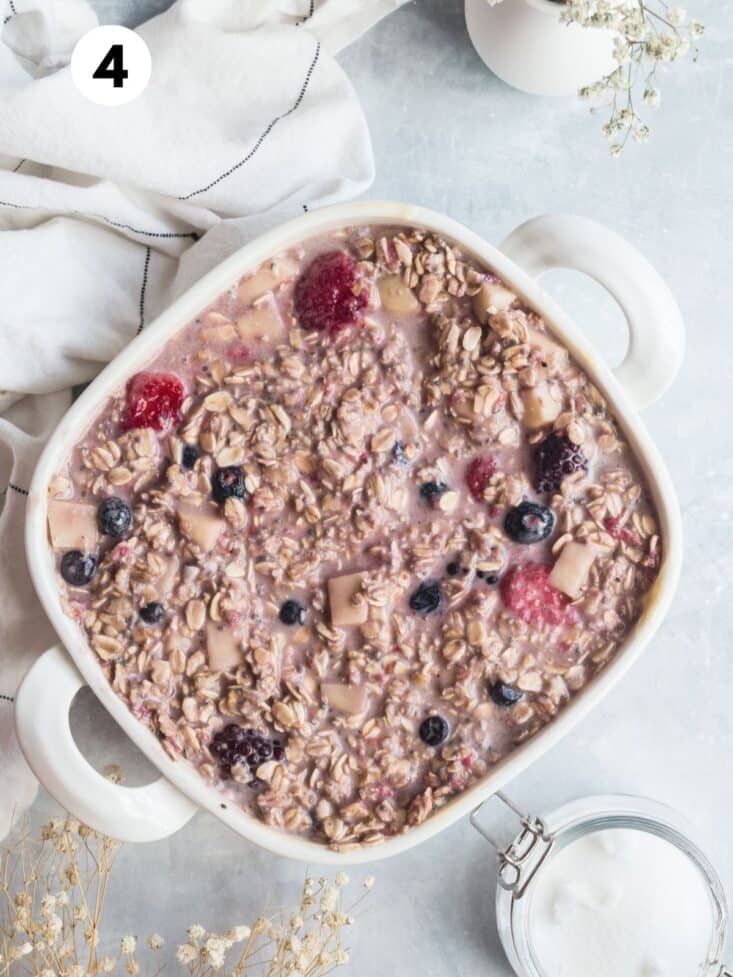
<box><xmin>409</xmin><ymin>579</ymin><xmax>443</xmax><ymax>615</ymax></box>
<box><xmin>533</xmin><ymin>432</ymin><xmax>588</xmax><ymax>494</ymax></box>
<box><xmin>60</xmin><ymin>550</ymin><xmax>96</xmax><ymax>586</ymax></box>
<box><xmin>210</xmin><ymin>724</ymin><xmax>285</xmax><ymax>779</ymax></box>
<box><xmin>504</xmin><ymin>501</ymin><xmax>555</xmax><ymax>544</ymax></box>
<box><xmin>98</xmin><ymin>497</ymin><xmax>132</xmax><ymax>538</ymax></box>
<box><xmin>212</xmin><ymin>466</ymin><xmax>247</xmax><ymax>504</ymax></box>
<box><xmin>419</xmin><ymin>715</ymin><xmax>450</xmax><ymax>747</ymax></box>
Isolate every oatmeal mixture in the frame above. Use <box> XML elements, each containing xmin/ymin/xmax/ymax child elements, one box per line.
<box><xmin>47</xmin><ymin>224</ymin><xmax>662</xmax><ymax>849</ymax></box>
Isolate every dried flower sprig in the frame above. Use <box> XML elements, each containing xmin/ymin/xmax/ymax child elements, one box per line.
<box><xmin>0</xmin><ymin>817</ymin><xmax>371</xmax><ymax>977</ymax></box>
<box><xmin>565</xmin><ymin>1</ymin><xmax>704</xmax><ymax>154</ymax></box>
<box><xmin>485</xmin><ymin>0</ymin><xmax>703</xmax><ymax>153</ymax></box>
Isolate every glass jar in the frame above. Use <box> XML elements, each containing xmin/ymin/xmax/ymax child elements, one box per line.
<box><xmin>471</xmin><ymin>793</ymin><xmax>730</xmax><ymax>977</ymax></box>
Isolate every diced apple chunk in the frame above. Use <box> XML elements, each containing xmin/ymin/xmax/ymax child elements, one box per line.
<box><xmin>199</xmin><ymin>312</ymin><xmax>237</xmax><ymax>344</ymax></box>
<box><xmin>527</xmin><ymin>328</ymin><xmax>569</xmax><ymax>368</ymax></box>
<box><xmin>236</xmin><ymin>293</ymin><xmax>285</xmax><ymax>342</ymax></box>
<box><xmin>321</xmin><ymin>682</ymin><xmax>368</xmax><ymax>715</ymax></box>
<box><xmin>522</xmin><ymin>382</ymin><xmax>563</xmax><ymax>429</ymax></box>
<box><xmin>206</xmin><ymin>621</ymin><xmax>241</xmax><ymax>672</ymax></box>
<box><xmin>47</xmin><ymin>501</ymin><xmax>99</xmax><ymax>551</ymax></box>
<box><xmin>378</xmin><ymin>274</ymin><xmax>419</xmax><ymax>315</ymax></box>
<box><xmin>156</xmin><ymin>556</ymin><xmax>179</xmax><ymax>596</ymax></box>
<box><xmin>472</xmin><ymin>281</ymin><xmax>517</xmax><ymax>323</ymax></box>
<box><xmin>237</xmin><ymin>257</ymin><xmax>299</xmax><ymax>306</ymax></box>
<box><xmin>328</xmin><ymin>571</ymin><xmax>368</xmax><ymax>627</ymax></box>
<box><xmin>549</xmin><ymin>542</ymin><xmax>597</xmax><ymax>599</ymax></box>
<box><xmin>178</xmin><ymin>506</ymin><xmax>225</xmax><ymax>553</ymax></box>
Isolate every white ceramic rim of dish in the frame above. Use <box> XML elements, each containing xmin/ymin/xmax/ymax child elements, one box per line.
<box><xmin>18</xmin><ymin>201</ymin><xmax>684</xmax><ymax>864</ymax></box>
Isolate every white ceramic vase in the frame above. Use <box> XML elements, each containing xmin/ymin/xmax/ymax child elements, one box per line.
<box><xmin>465</xmin><ymin>0</ymin><xmax>615</xmax><ymax>97</ymax></box>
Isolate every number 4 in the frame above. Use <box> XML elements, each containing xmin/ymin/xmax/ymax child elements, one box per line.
<box><xmin>92</xmin><ymin>44</ymin><xmax>129</xmax><ymax>88</ymax></box>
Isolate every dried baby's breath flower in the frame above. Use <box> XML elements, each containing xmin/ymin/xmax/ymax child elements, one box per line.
<box><xmin>489</xmin><ymin>0</ymin><xmax>702</xmax><ymax>152</ymax></box>
<box><xmin>0</xmin><ymin>818</ymin><xmax>369</xmax><ymax>977</ymax></box>
<box><xmin>176</xmin><ymin>944</ymin><xmax>198</xmax><ymax>965</ymax></box>
<box><xmin>561</xmin><ymin>0</ymin><xmax>703</xmax><ymax>153</ymax></box>
<box><xmin>104</xmin><ymin>764</ymin><xmax>124</xmax><ymax>784</ymax></box>
<box><xmin>203</xmin><ymin>936</ymin><xmax>228</xmax><ymax>969</ymax></box>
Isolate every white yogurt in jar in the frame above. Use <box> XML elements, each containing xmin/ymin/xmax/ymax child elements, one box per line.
<box><xmin>529</xmin><ymin>828</ymin><xmax>714</xmax><ymax>977</ymax></box>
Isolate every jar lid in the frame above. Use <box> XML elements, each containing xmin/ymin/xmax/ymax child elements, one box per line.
<box><xmin>471</xmin><ymin>793</ymin><xmax>729</xmax><ymax>977</ymax></box>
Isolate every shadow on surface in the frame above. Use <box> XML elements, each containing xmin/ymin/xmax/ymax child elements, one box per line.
<box><xmin>70</xmin><ymin>685</ymin><xmax>159</xmax><ymax>786</ymax></box>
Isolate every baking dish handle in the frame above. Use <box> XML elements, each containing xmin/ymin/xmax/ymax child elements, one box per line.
<box><xmin>15</xmin><ymin>645</ymin><xmax>198</xmax><ymax>842</ymax></box>
<box><xmin>500</xmin><ymin>214</ymin><xmax>684</xmax><ymax>411</ymax></box>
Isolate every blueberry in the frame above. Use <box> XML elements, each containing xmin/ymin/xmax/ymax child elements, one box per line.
<box><xmin>419</xmin><ymin>715</ymin><xmax>450</xmax><ymax>747</ymax></box>
<box><xmin>478</xmin><ymin>571</ymin><xmax>500</xmax><ymax>585</ymax></box>
<box><xmin>98</xmin><ymin>496</ymin><xmax>132</xmax><ymax>538</ymax></box>
<box><xmin>504</xmin><ymin>501</ymin><xmax>555</xmax><ymax>545</ymax></box>
<box><xmin>60</xmin><ymin>550</ymin><xmax>96</xmax><ymax>586</ymax></box>
<box><xmin>409</xmin><ymin>579</ymin><xmax>443</xmax><ymax>614</ymax></box>
<box><xmin>212</xmin><ymin>466</ymin><xmax>247</xmax><ymax>504</ymax></box>
<box><xmin>489</xmin><ymin>681</ymin><xmax>524</xmax><ymax>707</ymax></box>
<box><xmin>181</xmin><ymin>444</ymin><xmax>199</xmax><ymax>470</ymax></box>
<box><xmin>446</xmin><ymin>561</ymin><xmax>462</xmax><ymax>577</ymax></box>
<box><xmin>279</xmin><ymin>599</ymin><xmax>305</xmax><ymax>626</ymax></box>
<box><xmin>392</xmin><ymin>441</ymin><xmax>409</xmax><ymax>467</ymax></box>
<box><xmin>140</xmin><ymin>602</ymin><xmax>165</xmax><ymax>624</ymax></box>
<box><xmin>419</xmin><ymin>481</ymin><xmax>448</xmax><ymax>503</ymax></box>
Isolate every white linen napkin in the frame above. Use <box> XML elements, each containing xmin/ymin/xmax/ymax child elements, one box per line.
<box><xmin>0</xmin><ymin>0</ymin><xmax>406</xmax><ymax>839</ymax></box>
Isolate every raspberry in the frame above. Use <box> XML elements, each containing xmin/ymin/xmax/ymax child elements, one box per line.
<box><xmin>465</xmin><ymin>456</ymin><xmax>497</xmax><ymax>501</ymax></box>
<box><xmin>226</xmin><ymin>341</ymin><xmax>251</xmax><ymax>362</ymax></box>
<box><xmin>500</xmin><ymin>562</ymin><xmax>579</xmax><ymax>628</ymax></box>
<box><xmin>122</xmin><ymin>372</ymin><xmax>184</xmax><ymax>433</ymax></box>
<box><xmin>360</xmin><ymin>781</ymin><xmax>394</xmax><ymax>803</ymax></box>
<box><xmin>210</xmin><ymin>724</ymin><xmax>284</xmax><ymax>779</ymax></box>
<box><xmin>604</xmin><ymin>516</ymin><xmax>641</xmax><ymax>547</ymax></box>
<box><xmin>533</xmin><ymin>432</ymin><xmax>588</xmax><ymax>494</ymax></box>
<box><xmin>294</xmin><ymin>250</ymin><xmax>367</xmax><ymax>333</ymax></box>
